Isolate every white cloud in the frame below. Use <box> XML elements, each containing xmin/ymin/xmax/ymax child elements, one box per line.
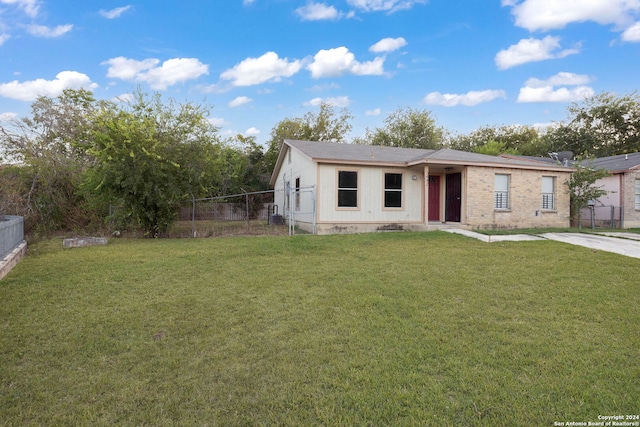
<box><xmin>622</xmin><ymin>21</ymin><xmax>640</xmax><ymax>41</ymax></box>
<box><xmin>504</xmin><ymin>0</ymin><xmax>640</xmax><ymax>31</ymax></box>
<box><xmin>143</xmin><ymin>58</ymin><xmax>209</xmax><ymax>90</ymax></box>
<box><xmin>112</xmin><ymin>93</ymin><xmax>134</xmax><ymax>103</ymax></box>
<box><xmin>0</xmin><ymin>112</ymin><xmax>17</xmax><ymax>121</ymax></box>
<box><xmin>369</xmin><ymin>37</ymin><xmax>407</xmax><ymax>53</ymax></box>
<box><xmin>26</xmin><ymin>24</ymin><xmax>73</xmax><ymax>38</ymax></box>
<box><xmin>517</xmin><ymin>86</ymin><xmax>595</xmax><ymax>102</ymax></box>
<box><xmin>424</xmin><ymin>89</ymin><xmax>507</xmax><ymax>107</ymax></box>
<box><xmin>517</xmin><ymin>72</ymin><xmax>595</xmax><ymax>102</ymax></box>
<box><xmin>495</xmin><ymin>36</ymin><xmax>579</xmax><ymax>70</ymax></box>
<box><xmin>0</xmin><ymin>71</ymin><xmax>98</xmax><ymax>101</ymax></box>
<box><xmin>209</xmin><ymin>117</ymin><xmax>228</xmax><ymax>127</ymax></box>
<box><xmin>245</xmin><ymin>127</ymin><xmax>261</xmax><ymax>136</ymax></box>
<box><xmin>307</xmin><ymin>46</ymin><xmax>385</xmax><ymax>78</ymax></box>
<box><xmin>243</xmin><ymin>0</ymin><xmax>255</xmax><ymax>5</ymax></box>
<box><xmin>104</xmin><ymin>57</ymin><xmax>159</xmax><ymax>80</ymax></box>
<box><xmin>100</xmin><ymin>6</ymin><xmax>132</xmax><ymax>19</ymax></box>
<box><xmin>103</xmin><ymin>57</ymin><xmax>209</xmax><ymax>90</ymax></box>
<box><xmin>347</xmin><ymin>0</ymin><xmax>427</xmax><ymax>13</ymax></box>
<box><xmin>0</xmin><ymin>0</ymin><xmax>39</xmax><ymax>17</ymax></box>
<box><xmin>305</xmin><ymin>96</ymin><xmax>351</xmax><ymax>107</ymax></box>
<box><xmin>220</xmin><ymin>52</ymin><xmax>302</xmax><ymax>86</ymax></box>
<box><xmin>0</xmin><ymin>33</ymin><xmax>10</xmax><ymax>45</ymax></box>
<box><xmin>228</xmin><ymin>96</ymin><xmax>252</xmax><ymax>108</ymax></box>
<box><xmin>365</xmin><ymin>108</ymin><xmax>382</xmax><ymax>116</ymax></box>
<box><xmin>296</xmin><ymin>2</ymin><xmax>340</xmax><ymax>21</ymax></box>
<box><xmin>307</xmin><ymin>82</ymin><xmax>341</xmax><ymax>92</ymax></box>
<box><xmin>523</xmin><ymin>72</ymin><xmax>592</xmax><ymax>88</ymax></box>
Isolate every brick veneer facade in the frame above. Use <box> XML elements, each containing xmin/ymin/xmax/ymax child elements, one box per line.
<box><xmin>465</xmin><ymin>166</ymin><xmax>572</xmax><ymax>229</ymax></box>
<box><xmin>622</xmin><ymin>170</ymin><xmax>640</xmax><ymax>228</ymax></box>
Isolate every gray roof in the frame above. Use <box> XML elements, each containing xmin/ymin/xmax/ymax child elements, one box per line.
<box><xmin>284</xmin><ymin>139</ymin><xmax>435</xmax><ymax>163</ymax></box>
<box><xmin>284</xmin><ymin>139</ymin><xmax>570</xmax><ymax>169</ymax></box>
<box><xmin>590</xmin><ymin>152</ymin><xmax>640</xmax><ymax>172</ymax></box>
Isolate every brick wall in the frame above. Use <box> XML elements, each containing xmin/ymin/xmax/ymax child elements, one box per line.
<box><xmin>622</xmin><ymin>170</ymin><xmax>640</xmax><ymax>228</ymax></box>
<box><xmin>465</xmin><ymin>166</ymin><xmax>571</xmax><ymax>229</ymax></box>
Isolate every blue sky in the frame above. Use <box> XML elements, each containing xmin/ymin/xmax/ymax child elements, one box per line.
<box><xmin>1</xmin><ymin>0</ymin><xmax>639</xmax><ymax>146</ymax></box>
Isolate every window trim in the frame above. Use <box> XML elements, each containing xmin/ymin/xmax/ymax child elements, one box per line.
<box><xmin>541</xmin><ymin>176</ymin><xmax>556</xmax><ymax>211</ymax></box>
<box><xmin>382</xmin><ymin>171</ymin><xmax>404</xmax><ymax>210</ymax></box>
<box><xmin>295</xmin><ymin>177</ymin><xmax>301</xmax><ymax>211</ymax></box>
<box><xmin>494</xmin><ymin>173</ymin><xmax>510</xmax><ymax>210</ymax></box>
<box><xmin>635</xmin><ymin>178</ymin><xmax>640</xmax><ymax>210</ymax></box>
<box><xmin>336</xmin><ymin>169</ymin><xmax>360</xmax><ymax>210</ymax></box>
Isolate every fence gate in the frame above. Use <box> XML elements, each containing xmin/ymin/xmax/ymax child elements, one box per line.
<box><xmin>281</xmin><ymin>184</ymin><xmax>316</xmax><ymax>236</ymax></box>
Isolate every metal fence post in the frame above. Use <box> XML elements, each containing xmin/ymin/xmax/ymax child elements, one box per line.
<box><xmin>246</xmin><ymin>192</ymin><xmax>250</xmax><ymax>232</ymax></box>
<box><xmin>191</xmin><ymin>196</ymin><xmax>196</xmax><ymax>238</ymax></box>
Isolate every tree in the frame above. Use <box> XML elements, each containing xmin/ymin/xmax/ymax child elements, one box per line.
<box><xmin>233</xmin><ymin>134</ymin><xmax>270</xmax><ymax>192</ymax></box>
<box><xmin>356</xmin><ymin>107</ymin><xmax>445</xmax><ymax>149</ymax></box>
<box><xmin>86</xmin><ymin>91</ymin><xmax>223</xmax><ymax>237</ymax></box>
<box><xmin>447</xmin><ymin>124</ymin><xmax>552</xmax><ymax>156</ymax></box>
<box><xmin>565</xmin><ymin>158</ymin><xmax>610</xmax><ymax>227</ymax></box>
<box><xmin>472</xmin><ymin>140</ymin><xmax>516</xmax><ymax>156</ymax></box>
<box><xmin>0</xmin><ymin>89</ymin><xmax>101</xmax><ymax>233</ymax></box>
<box><xmin>264</xmin><ymin>102</ymin><xmax>353</xmax><ymax>172</ymax></box>
<box><xmin>553</xmin><ymin>92</ymin><xmax>640</xmax><ymax>158</ymax></box>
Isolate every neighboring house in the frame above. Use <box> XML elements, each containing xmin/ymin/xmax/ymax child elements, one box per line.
<box><xmin>270</xmin><ymin>140</ymin><xmax>572</xmax><ymax>234</ymax></box>
<box><xmin>505</xmin><ymin>152</ymin><xmax>640</xmax><ymax>229</ymax></box>
<box><xmin>589</xmin><ymin>152</ymin><xmax>640</xmax><ymax>228</ymax></box>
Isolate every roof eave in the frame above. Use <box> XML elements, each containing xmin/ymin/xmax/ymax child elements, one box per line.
<box><xmin>269</xmin><ymin>140</ymin><xmax>292</xmax><ymax>187</ymax></box>
<box><xmin>316</xmin><ymin>159</ymin><xmax>409</xmax><ymax>168</ymax></box>
<box><xmin>407</xmin><ymin>158</ymin><xmax>574</xmax><ymax>172</ymax></box>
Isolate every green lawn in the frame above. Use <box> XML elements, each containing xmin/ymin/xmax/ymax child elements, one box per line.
<box><xmin>1</xmin><ymin>232</ymin><xmax>638</xmax><ymax>426</ymax></box>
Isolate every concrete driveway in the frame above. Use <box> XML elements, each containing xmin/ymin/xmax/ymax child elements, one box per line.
<box><xmin>444</xmin><ymin>229</ymin><xmax>640</xmax><ymax>259</ymax></box>
<box><xmin>540</xmin><ymin>233</ymin><xmax>640</xmax><ymax>259</ymax></box>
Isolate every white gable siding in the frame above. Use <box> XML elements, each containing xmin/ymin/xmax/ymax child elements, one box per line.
<box><xmin>272</xmin><ymin>145</ymin><xmax>318</xmax><ymax>225</ymax></box>
<box><xmin>317</xmin><ymin>164</ymin><xmax>424</xmax><ymax>224</ymax></box>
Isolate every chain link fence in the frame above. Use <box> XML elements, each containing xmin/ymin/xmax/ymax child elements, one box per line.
<box><xmin>108</xmin><ymin>186</ymin><xmax>317</xmax><ymax>237</ymax></box>
<box><xmin>578</xmin><ymin>205</ymin><xmax>623</xmax><ymax>229</ymax></box>
<box><xmin>171</xmin><ymin>190</ymin><xmax>287</xmax><ymax>238</ymax></box>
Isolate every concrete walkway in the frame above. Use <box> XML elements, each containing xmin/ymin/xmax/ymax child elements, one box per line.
<box><xmin>443</xmin><ymin>228</ymin><xmax>544</xmax><ymax>243</ymax></box>
<box><xmin>443</xmin><ymin>229</ymin><xmax>640</xmax><ymax>259</ymax></box>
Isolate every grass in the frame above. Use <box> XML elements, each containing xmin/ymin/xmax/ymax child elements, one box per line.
<box><xmin>167</xmin><ymin>219</ymin><xmax>309</xmax><ymax>238</ymax></box>
<box><xmin>475</xmin><ymin>226</ymin><xmax>640</xmax><ymax>235</ymax></box>
<box><xmin>1</xmin><ymin>232</ymin><xmax>638</xmax><ymax>426</ymax></box>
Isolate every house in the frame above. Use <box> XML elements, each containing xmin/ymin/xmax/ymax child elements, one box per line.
<box><xmin>269</xmin><ymin>140</ymin><xmax>572</xmax><ymax>234</ymax></box>
<box><xmin>504</xmin><ymin>152</ymin><xmax>640</xmax><ymax>229</ymax></box>
<box><xmin>587</xmin><ymin>152</ymin><xmax>640</xmax><ymax>228</ymax></box>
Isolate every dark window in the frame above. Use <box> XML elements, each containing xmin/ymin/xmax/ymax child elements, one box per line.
<box><xmin>384</xmin><ymin>173</ymin><xmax>402</xmax><ymax>208</ymax></box>
<box><xmin>338</xmin><ymin>171</ymin><xmax>358</xmax><ymax>208</ymax></box>
<box><xmin>295</xmin><ymin>177</ymin><xmax>301</xmax><ymax>210</ymax></box>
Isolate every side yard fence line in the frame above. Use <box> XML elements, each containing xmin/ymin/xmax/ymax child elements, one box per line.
<box><xmin>579</xmin><ymin>205</ymin><xmax>623</xmax><ymax>229</ymax></box>
<box><xmin>108</xmin><ymin>187</ymin><xmax>318</xmax><ymax>237</ymax></box>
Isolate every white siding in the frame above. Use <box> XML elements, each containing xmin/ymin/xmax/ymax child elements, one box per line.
<box><xmin>595</xmin><ymin>175</ymin><xmax>621</xmax><ymax>206</ymax></box>
<box><xmin>272</xmin><ymin>145</ymin><xmax>318</xmax><ymax>224</ymax></box>
<box><xmin>317</xmin><ymin>164</ymin><xmax>424</xmax><ymax>223</ymax></box>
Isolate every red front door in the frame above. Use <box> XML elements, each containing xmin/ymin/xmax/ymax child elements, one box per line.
<box><xmin>428</xmin><ymin>175</ymin><xmax>440</xmax><ymax>221</ymax></box>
